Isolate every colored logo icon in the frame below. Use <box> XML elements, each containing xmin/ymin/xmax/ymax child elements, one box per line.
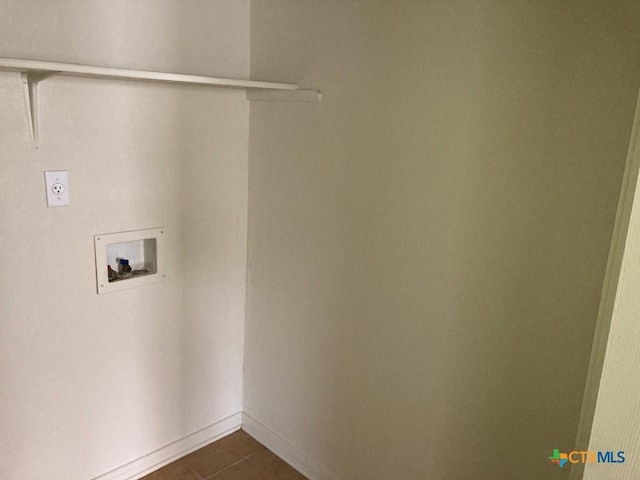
<box><xmin>549</xmin><ymin>449</ymin><xmax>569</xmax><ymax>468</ymax></box>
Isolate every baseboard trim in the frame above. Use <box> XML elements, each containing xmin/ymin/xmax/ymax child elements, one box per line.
<box><xmin>92</xmin><ymin>412</ymin><xmax>242</xmax><ymax>480</ymax></box>
<box><xmin>241</xmin><ymin>413</ymin><xmax>338</xmax><ymax>480</ymax></box>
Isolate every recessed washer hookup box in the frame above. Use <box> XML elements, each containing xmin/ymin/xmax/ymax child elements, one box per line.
<box><xmin>94</xmin><ymin>227</ymin><xmax>166</xmax><ymax>294</ymax></box>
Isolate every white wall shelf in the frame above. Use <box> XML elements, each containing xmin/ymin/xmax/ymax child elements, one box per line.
<box><xmin>0</xmin><ymin>57</ymin><xmax>321</xmax><ymax>149</ymax></box>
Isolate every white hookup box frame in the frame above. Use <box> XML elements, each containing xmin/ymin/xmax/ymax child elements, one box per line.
<box><xmin>94</xmin><ymin>227</ymin><xmax>166</xmax><ymax>294</ymax></box>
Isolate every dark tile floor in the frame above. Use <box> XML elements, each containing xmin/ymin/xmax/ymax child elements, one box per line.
<box><xmin>140</xmin><ymin>430</ymin><xmax>308</xmax><ymax>479</ymax></box>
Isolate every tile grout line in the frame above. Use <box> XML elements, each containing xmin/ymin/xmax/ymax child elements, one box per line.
<box><xmin>203</xmin><ymin>449</ymin><xmax>266</xmax><ymax>479</ymax></box>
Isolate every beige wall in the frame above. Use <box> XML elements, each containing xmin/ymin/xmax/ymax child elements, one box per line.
<box><xmin>245</xmin><ymin>2</ymin><xmax>640</xmax><ymax>479</ymax></box>
<box><xmin>3</xmin><ymin>2</ymin><xmax>640</xmax><ymax>479</ymax></box>
<box><xmin>0</xmin><ymin>2</ymin><xmax>249</xmax><ymax>479</ymax></box>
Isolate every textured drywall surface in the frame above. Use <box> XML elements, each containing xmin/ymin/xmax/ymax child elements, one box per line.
<box><xmin>0</xmin><ymin>2</ymin><xmax>249</xmax><ymax>478</ymax></box>
<box><xmin>245</xmin><ymin>2</ymin><xmax>640</xmax><ymax>479</ymax></box>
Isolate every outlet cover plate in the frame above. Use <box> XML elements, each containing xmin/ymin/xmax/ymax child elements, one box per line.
<box><xmin>44</xmin><ymin>170</ymin><xmax>70</xmax><ymax>207</ymax></box>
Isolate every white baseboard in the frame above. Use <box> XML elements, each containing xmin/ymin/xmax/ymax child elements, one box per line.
<box><xmin>241</xmin><ymin>413</ymin><xmax>339</xmax><ymax>480</ymax></box>
<box><xmin>92</xmin><ymin>412</ymin><xmax>242</xmax><ymax>480</ymax></box>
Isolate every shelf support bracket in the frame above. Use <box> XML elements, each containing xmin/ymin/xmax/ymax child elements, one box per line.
<box><xmin>21</xmin><ymin>71</ymin><xmax>54</xmax><ymax>149</ymax></box>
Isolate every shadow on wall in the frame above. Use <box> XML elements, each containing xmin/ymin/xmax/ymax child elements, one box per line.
<box><xmin>246</xmin><ymin>2</ymin><xmax>639</xmax><ymax>479</ymax></box>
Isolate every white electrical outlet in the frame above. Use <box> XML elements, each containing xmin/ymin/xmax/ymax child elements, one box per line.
<box><xmin>44</xmin><ymin>170</ymin><xmax>70</xmax><ymax>207</ymax></box>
